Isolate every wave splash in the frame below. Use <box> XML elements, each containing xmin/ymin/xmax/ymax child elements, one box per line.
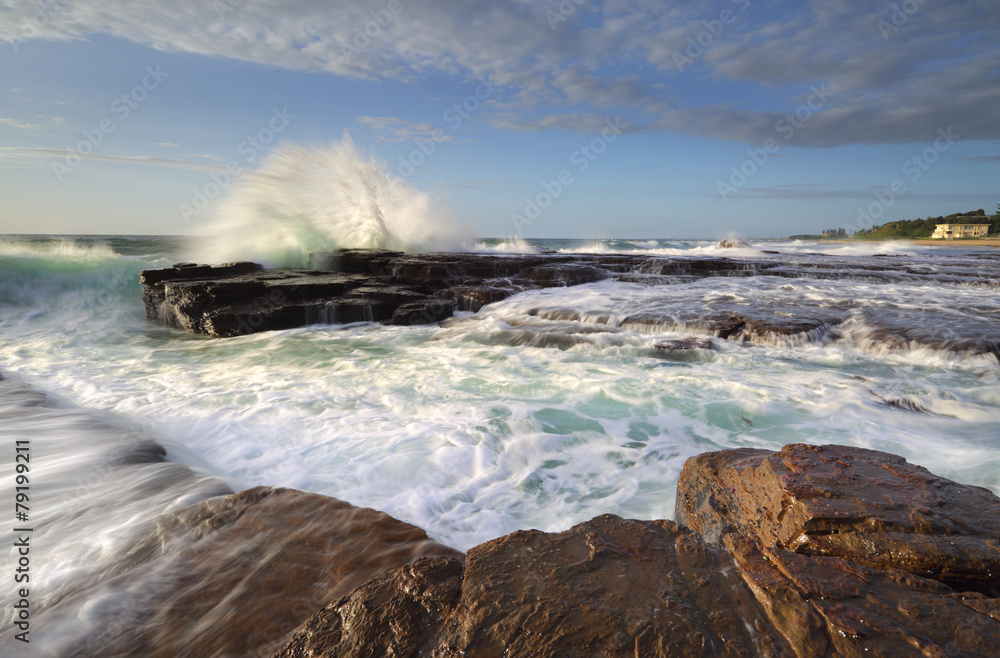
<box><xmin>188</xmin><ymin>133</ymin><xmax>473</xmax><ymax>267</ymax></box>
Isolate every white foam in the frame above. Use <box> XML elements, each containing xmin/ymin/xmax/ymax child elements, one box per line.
<box><xmin>470</xmin><ymin>237</ymin><xmax>539</xmax><ymax>254</ymax></box>
<box><xmin>0</xmin><ymin>238</ymin><xmax>120</xmax><ymax>260</ymax></box>
<box><xmin>1</xmin><ymin>239</ymin><xmax>998</xmax><ymax>558</ymax></box>
<box><xmin>186</xmin><ymin>133</ymin><xmax>474</xmax><ymax>267</ymax></box>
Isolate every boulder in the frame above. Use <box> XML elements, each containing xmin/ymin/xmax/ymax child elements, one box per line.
<box><xmin>676</xmin><ymin>444</ymin><xmax>1000</xmax><ymax>595</ymax></box>
<box><xmin>724</xmin><ymin>535</ymin><xmax>1000</xmax><ymax>657</ymax></box>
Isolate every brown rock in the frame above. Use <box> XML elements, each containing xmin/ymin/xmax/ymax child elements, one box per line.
<box><xmin>725</xmin><ymin>534</ymin><xmax>1000</xmax><ymax>657</ymax></box>
<box><xmin>38</xmin><ymin>486</ymin><xmax>460</xmax><ymax>658</ymax></box>
<box><xmin>276</xmin><ymin>514</ymin><xmax>792</xmax><ymax>658</ymax></box>
<box><xmin>676</xmin><ymin>444</ymin><xmax>1000</xmax><ymax>595</ymax></box>
<box><xmin>273</xmin><ymin>557</ymin><xmax>465</xmax><ymax>658</ymax></box>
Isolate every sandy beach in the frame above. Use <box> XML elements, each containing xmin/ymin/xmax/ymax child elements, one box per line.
<box><xmin>805</xmin><ymin>239</ymin><xmax>1000</xmax><ymax>247</ymax></box>
<box><xmin>910</xmin><ymin>239</ymin><xmax>1000</xmax><ymax>247</ymax></box>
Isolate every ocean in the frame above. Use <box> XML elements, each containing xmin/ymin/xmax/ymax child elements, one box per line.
<box><xmin>1</xmin><ymin>232</ymin><xmax>1000</xmax><ymax>653</ymax></box>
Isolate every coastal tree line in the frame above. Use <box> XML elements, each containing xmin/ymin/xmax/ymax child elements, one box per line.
<box><xmin>790</xmin><ymin>206</ymin><xmax>1000</xmax><ymax>240</ymax></box>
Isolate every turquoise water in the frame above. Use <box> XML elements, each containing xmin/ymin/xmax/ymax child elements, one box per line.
<box><xmin>1</xmin><ymin>234</ymin><xmax>998</xmax><ymax>552</ymax></box>
<box><xmin>2</xmin><ymin>232</ymin><xmax>999</xmax><ymax>652</ymax></box>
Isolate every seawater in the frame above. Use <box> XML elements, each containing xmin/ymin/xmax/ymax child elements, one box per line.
<box><xmin>1</xmin><ymin>234</ymin><xmax>998</xmax><ymax>555</ymax></box>
<box><xmin>2</xmin><ymin>232</ymin><xmax>1000</xmax><ymax>652</ymax></box>
<box><xmin>5</xmin><ymin>137</ymin><xmax>999</xmax><ymax>653</ymax></box>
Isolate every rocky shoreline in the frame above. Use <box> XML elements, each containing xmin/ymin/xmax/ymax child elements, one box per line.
<box><xmin>32</xmin><ymin>442</ymin><xmax>1000</xmax><ymax>657</ymax></box>
<box><xmin>115</xmin><ymin>249</ymin><xmax>1000</xmax><ymax>654</ymax></box>
<box><xmin>139</xmin><ymin>248</ymin><xmax>1000</xmax><ymax>360</ymax></box>
<box><xmin>6</xmin><ymin>371</ymin><xmax>999</xmax><ymax>656</ymax></box>
<box><xmin>266</xmin><ymin>443</ymin><xmax>1000</xmax><ymax>657</ymax></box>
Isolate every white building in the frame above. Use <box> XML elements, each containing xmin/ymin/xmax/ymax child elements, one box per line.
<box><xmin>931</xmin><ymin>223</ymin><xmax>991</xmax><ymax>239</ymax></box>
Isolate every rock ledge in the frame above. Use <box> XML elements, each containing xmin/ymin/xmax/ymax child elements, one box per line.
<box><xmin>273</xmin><ymin>444</ymin><xmax>1000</xmax><ymax>657</ymax></box>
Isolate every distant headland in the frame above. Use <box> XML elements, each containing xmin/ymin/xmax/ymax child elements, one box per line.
<box><xmin>787</xmin><ymin>207</ymin><xmax>999</xmax><ymax>241</ymax></box>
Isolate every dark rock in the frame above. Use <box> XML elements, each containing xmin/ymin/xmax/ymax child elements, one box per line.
<box><xmin>654</xmin><ymin>337</ymin><xmax>716</xmax><ymax>351</ymax></box>
<box><xmin>857</xmin><ymin>309</ymin><xmax>1000</xmax><ymax>360</ymax></box>
<box><xmin>512</xmin><ymin>263</ymin><xmax>610</xmax><ymax>287</ymax></box>
<box><xmin>139</xmin><ymin>250</ymin><xmax>1000</xmax><ymax>357</ymax></box>
<box><xmin>676</xmin><ymin>443</ymin><xmax>1000</xmax><ymax>595</ymax></box>
<box><xmin>276</xmin><ymin>515</ymin><xmax>791</xmax><ymax>658</ymax></box>
<box><xmin>140</xmin><ymin>261</ymin><xmax>262</xmax><ymax>287</ymax></box>
<box><xmin>273</xmin><ymin>557</ymin><xmax>465</xmax><ymax>658</ymax></box>
<box><xmin>391</xmin><ymin>298</ymin><xmax>457</xmax><ymax>325</ymax></box>
<box><xmin>877</xmin><ymin>396</ymin><xmax>931</xmax><ymax>413</ymax></box>
<box><xmin>653</xmin><ymin>337</ymin><xmax>718</xmax><ymax>361</ymax></box>
<box><xmin>437</xmin><ymin>284</ymin><xmax>520</xmax><ymax>312</ymax></box>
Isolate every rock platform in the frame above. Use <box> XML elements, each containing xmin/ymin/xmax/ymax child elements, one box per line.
<box><xmin>139</xmin><ymin>249</ymin><xmax>1000</xmax><ymax>360</ymax></box>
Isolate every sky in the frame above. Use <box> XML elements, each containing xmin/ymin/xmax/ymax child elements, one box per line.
<box><xmin>0</xmin><ymin>0</ymin><xmax>997</xmax><ymax>240</ymax></box>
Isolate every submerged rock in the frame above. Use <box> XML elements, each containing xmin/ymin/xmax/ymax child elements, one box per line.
<box><xmin>654</xmin><ymin>337</ymin><xmax>716</xmax><ymax>351</ymax></box>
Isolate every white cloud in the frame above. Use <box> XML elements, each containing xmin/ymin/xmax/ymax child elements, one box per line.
<box><xmin>1</xmin><ymin>0</ymin><xmax>996</xmax><ymax>146</ymax></box>
<box><xmin>0</xmin><ymin>118</ymin><xmax>46</xmax><ymax>130</ymax></box>
<box><xmin>0</xmin><ymin>147</ymin><xmax>227</xmax><ymax>171</ymax></box>
<box><xmin>357</xmin><ymin>116</ymin><xmax>455</xmax><ymax>142</ymax></box>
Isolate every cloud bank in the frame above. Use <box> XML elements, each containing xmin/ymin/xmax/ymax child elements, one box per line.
<box><xmin>3</xmin><ymin>0</ymin><xmax>997</xmax><ymax>146</ymax></box>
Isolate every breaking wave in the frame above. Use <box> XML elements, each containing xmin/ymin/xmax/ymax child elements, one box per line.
<box><xmin>188</xmin><ymin>133</ymin><xmax>473</xmax><ymax>267</ymax></box>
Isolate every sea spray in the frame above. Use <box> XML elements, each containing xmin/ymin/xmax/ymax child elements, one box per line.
<box><xmin>187</xmin><ymin>133</ymin><xmax>473</xmax><ymax>267</ymax></box>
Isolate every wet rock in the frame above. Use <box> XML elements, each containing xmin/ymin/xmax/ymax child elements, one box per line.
<box><xmin>654</xmin><ymin>337</ymin><xmax>716</xmax><ymax>351</ymax></box>
<box><xmin>391</xmin><ymin>298</ymin><xmax>457</xmax><ymax>325</ymax></box>
<box><xmin>856</xmin><ymin>309</ymin><xmax>1000</xmax><ymax>360</ymax></box>
<box><xmin>139</xmin><ymin>261</ymin><xmax>262</xmax><ymax>287</ymax></box>
<box><xmin>676</xmin><ymin>443</ymin><xmax>1000</xmax><ymax>595</ymax></box>
<box><xmin>622</xmin><ymin>306</ymin><xmax>847</xmax><ymax>345</ymax></box>
<box><xmin>38</xmin><ymin>486</ymin><xmax>461</xmax><ymax>658</ymax></box>
<box><xmin>140</xmin><ymin>250</ymin><xmax>1000</xmax><ymax>354</ymax></box>
<box><xmin>276</xmin><ymin>515</ymin><xmax>790</xmax><ymax>658</ymax></box>
<box><xmin>273</xmin><ymin>557</ymin><xmax>465</xmax><ymax>658</ymax></box>
<box><xmin>876</xmin><ymin>395</ymin><xmax>931</xmax><ymax>413</ymax></box>
<box><xmin>437</xmin><ymin>284</ymin><xmax>521</xmax><ymax>312</ymax></box>
<box><xmin>724</xmin><ymin>535</ymin><xmax>1000</xmax><ymax>657</ymax></box>
<box><xmin>653</xmin><ymin>337</ymin><xmax>718</xmax><ymax>361</ymax></box>
<box><xmin>513</xmin><ymin>263</ymin><xmax>611</xmax><ymax>287</ymax></box>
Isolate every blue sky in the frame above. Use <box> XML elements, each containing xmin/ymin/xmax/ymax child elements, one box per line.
<box><xmin>0</xmin><ymin>0</ymin><xmax>997</xmax><ymax>239</ymax></box>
